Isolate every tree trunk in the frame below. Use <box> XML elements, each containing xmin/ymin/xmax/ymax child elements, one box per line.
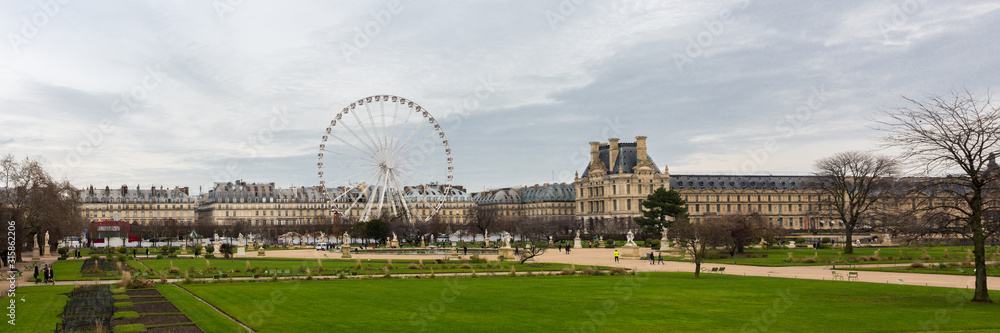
<box><xmin>694</xmin><ymin>259</ymin><xmax>701</xmax><ymax>278</ymax></box>
<box><xmin>843</xmin><ymin>228</ymin><xmax>854</xmax><ymax>254</ymax></box>
<box><xmin>972</xmin><ymin>232</ymin><xmax>992</xmax><ymax>303</ymax></box>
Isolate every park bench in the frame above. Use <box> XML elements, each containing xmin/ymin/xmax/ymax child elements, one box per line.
<box><xmin>701</xmin><ymin>267</ymin><xmax>719</xmax><ymax>273</ymax></box>
<box><xmin>284</xmin><ymin>269</ymin><xmax>291</xmax><ymax>276</ymax></box>
<box><xmin>831</xmin><ymin>271</ymin><xmax>844</xmax><ymax>281</ymax></box>
<box><xmin>847</xmin><ymin>272</ymin><xmax>858</xmax><ymax>281</ymax></box>
<box><xmin>716</xmin><ymin>267</ymin><xmax>725</xmax><ymax>274</ymax></box>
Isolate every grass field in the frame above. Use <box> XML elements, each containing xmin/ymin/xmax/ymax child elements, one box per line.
<box><xmin>130</xmin><ymin>257</ymin><xmax>580</xmax><ymax>279</ymax></box>
<box><xmin>850</xmin><ymin>264</ymin><xmax>1000</xmax><ymax>277</ymax></box>
<box><xmin>667</xmin><ymin>246</ymin><xmax>1000</xmax><ymax>267</ymax></box>
<box><xmin>156</xmin><ymin>284</ymin><xmax>249</xmax><ymax>332</ymax></box>
<box><xmin>1</xmin><ymin>285</ymin><xmax>74</xmax><ymax>333</ymax></box>
<box><xmin>180</xmin><ymin>273</ymin><xmax>999</xmax><ymax>332</ymax></box>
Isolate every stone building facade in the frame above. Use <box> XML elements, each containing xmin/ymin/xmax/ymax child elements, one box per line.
<box><xmin>79</xmin><ymin>185</ymin><xmax>197</xmax><ymax>225</ymax></box>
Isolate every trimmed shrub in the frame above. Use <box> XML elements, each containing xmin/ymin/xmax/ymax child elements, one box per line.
<box><xmin>560</xmin><ymin>268</ymin><xmax>575</xmax><ymax>275</ymax></box>
<box><xmin>911</xmin><ymin>262</ymin><xmax>925</xmax><ymax>268</ymax></box>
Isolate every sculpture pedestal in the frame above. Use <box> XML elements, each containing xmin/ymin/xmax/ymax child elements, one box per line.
<box><xmin>31</xmin><ymin>246</ymin><xmax>40</xmax><ymax>262</ymax></box>
<box><xmin>660</xmin><ymin>239</ymin><xmax>671</xmax><ymax>251</ymax></box>
<box><xmin>450</xmin><ymin>247</ymin><xmax>458</xmax><ymax>256</ymax></box>
<box><xmin>498</xmin><ymin>247</ymin><xmax>515</xmax><ymax>261</ymax></box>
<box><xmin>390</xmin><ymin>240</ymin><xmax>400</xmax><ymax>248</ymax></box>
<box><xmin>619</xmin><ymin>245</ymin><xmax>641</xmax><ymax>260</ymax></box>
<box><xmin>213</xmin><ymin>244</ymin><xmax>220</xmax><ymax>255</ymax></box>
<box><xmin>340</xmin><ymin>246</ymin><xmax>352</xmax><ymax>259</ymax></box>
<box><xmin>236</xmin><ymin>246</ymin><xmax>246</xmax><ymax>257</ymax></box>
<box><xmin>573</xmin><ymin>237</ymin><xmax>582</xmax><ymax>249</ymax></box>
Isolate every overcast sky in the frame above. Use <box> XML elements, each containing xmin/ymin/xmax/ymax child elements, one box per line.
<box><xmin>2</xmin><ymin>0</ymin><xmax>999</xmax><ymax>194</ymax></box>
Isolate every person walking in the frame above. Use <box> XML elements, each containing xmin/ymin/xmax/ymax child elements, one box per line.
<box><xmin>47</xmin><ymin>265</ymin><xmax>55</xmax><ymax>284</ymax></box>
<box><xmin>658</xmin><ymin>253</ymin><xmax>664</xmax><ymax>265</ymax></box>
<box><xmin>33</xmin><ymin>264</ymin><xmax>39</xmax><ymax>283</ymax></box>
<box><xmin>558</xmin><ymin>243</ymin><xmax>562</xmax><ymax>252</ymax></box>
<box><xmin>614</xmin><ymin>250</ymin><xmax>620</xmax><ymax>263</ymax></box>
<box><xmin>463</xmin><ymin>246</ymin><xmax>467</xmax><ymax>255</ymax></box>
<box><xmin>649</xmin><ymin>252</ymin><xmax>655</xmax><ymax>265</ymax></box>
<box><xmin>565</xmin><ymin>243</ymin><xmax>571</xmax><ymax>254</ymax></box>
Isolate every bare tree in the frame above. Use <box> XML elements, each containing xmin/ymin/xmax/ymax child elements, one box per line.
<box><xmin>466</xmin><ymin>205</ymin><xmax>500</xmax><ymax>237</ymax></box>
<box><xmin>813</xmin><ymin>151</ymin><xmax>899</xmax><ymax>254</ymax></box>
<box><xmin>517</xmin><ymin>243</ymin><xmax>546</xmax><ymax>264</ymax></box>
<box><xmin>1</xmin><ymin>155</ymin><xmax>84</xmax><ymax>260</ymax></box>
<box><xmin>719</xmin><ymin>212</ymin><xmax>770</xmax><ymax>256</ymax></box>
<box><xmin>879</xmin><ymin>89</ymin><xmax>1000</xmax><ymax>303</ymax></box>
<box><xmin>671</xmin><ymin>217</ymin><xmax>732</xmax><ymax>278</ymax></box>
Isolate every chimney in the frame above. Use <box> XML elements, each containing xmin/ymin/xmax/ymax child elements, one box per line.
<box><xmin>636</xmin><ymin>136</ymin><xmax>648</xmax><ymax>162</ymax></box>
<box><xmin>589</xmin><ymin>141</ymin><xmax>601</xmax><ymax>171</ymax></box>
<box><xmin>608</xmin><ymin>138</ymin><xmax>619</xmax><ymax>172</ymax></box>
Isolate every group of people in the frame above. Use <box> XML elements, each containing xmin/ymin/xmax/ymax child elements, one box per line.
<box><xmin>34</xmin><ymin>264</ymin><xmax>55</xmax><ymax>284</ymax></box>
<box><xmin>648</xmin><ymin>252</ymin><xmax>664</xmax><ymax>265</ymax></box>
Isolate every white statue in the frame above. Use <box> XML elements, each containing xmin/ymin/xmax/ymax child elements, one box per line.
<box><xmin>626</xmin><ymin>230</ymin><xmax>637</xmax><ymax>246</ymax></box>
<box><xmin>238</xmin><ymin>233</ymin><xmax>245</xmax><ymax>246</ymax></box>
<box><xmin>484</xmin><ymin>228</ymin><xmax>488</xmax><ymax>241</ymax></box>
<box><xmin>503</xmin><ymin>234</ymin><xmax>511</xmax><ymax>248</ymax></box>
<box><xmin>343</xmin><ymin>232</ymin><xmax>349</xmax><ymax>245</ymax></box>
<box><xmin>392</xmin><ymin>232</ymin><xmax>398</xmax><ymax>241</ymax></box>
<box><xmin>575</xmin><ymin>230</ymin><xmax>581</xmax><ymax>239</ymax></box>
<box><xmin>431</xmin><ymin>234</ymin><xmax>436</xmax><ymax>244</ymax></box>
<box><xmin>44</xmin><ymin>231</ymin><xmax>50</xmax><ymax>247</ymax></box>
<box><xmin>214</xmin><ymin>232</ymin><xmax>219</xmax><ymax>241</ymax></box>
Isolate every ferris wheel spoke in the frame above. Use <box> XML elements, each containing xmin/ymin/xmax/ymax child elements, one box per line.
<box><xmin>364</xmin><ymin>103</ymin><xmax>386</xmax><ymax>155</ymax></box>
<box><xmin>396</xmin><ymin>161</ymin><xmax>449</xmax><ymax>166</ymax></box>
<box><xmin>379</xmin><ymin>101</ymin><xmax>390</xmax><ymax>154</ymax></box>
<box><xmin>349</xmin><ymin>105</ymin><xmax>385</xmax><ymax>160</ymax></box>
<box><xmin>389</xmin><ymin>171</ymin><xmax>414</xmax><ymax>223</ymax></box>
<box><xmin>324</xmin><ymin>165</ymin><xmax>381</xmax><ymax>188</ymax></box>
<box><xmin>393</xmin><ymin>129</ymin><xmax>440</xmax><ymax>162</ymax></box>
<box><xmin>396</xmin><ymin>166</ymin><xmax>450</xmax><ymax>182</ymax></box>
<box><xmin>388</xmin><ymin>102</ymin><xmax>402</xmax><ymax>152</ymax></box>
<box><xmin>320</xmin><ymin>147</ymin><xmax>378</xmax><ymax>164</ymax></box>
<box><xmin>326</xmin><ymin>126</ymin><xmax>380</xmax><ymax>161</ymax></box>
<box><xmin>320</xmin><ymin>164</ymin><xmax>377</xmax><ymax>169</ymax></box>
<box><xmin>390</xmin><ymin>111</ymin><xmax>427</xmax><ymax>157</ymax></box>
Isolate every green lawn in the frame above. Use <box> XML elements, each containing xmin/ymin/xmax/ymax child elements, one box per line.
<box><xmin>850</xmin><ymin>264</ymin><xmax>1000</xmax><ymax>277</ymax></box>
<box><xmin>181</xmin><ymin>273</ymin><xmax>1000</xmax><ymax>332</ymax></box>
<box><xmin>0</xmin><ymin>285</ymin><xmax>74</xmax><ymax>333</ymax></box>
<box><xmin>132</xmin><ymin>257</ymin><xmax>578</xmax><ymax>279</ymax></box>
<box><xmin>156</xmin><ymin>284</ymin><xmax>249</xmax><ymax>332</ymax></box>
<box><xmin>50</xmin><ymin>259</ymin><xmax>122</xmax><ymax>281</ymax></box>
<box><xmin>667</xmin><ymin>246</ymin><xmax>1000</xmax><ymax>267</ymax></box>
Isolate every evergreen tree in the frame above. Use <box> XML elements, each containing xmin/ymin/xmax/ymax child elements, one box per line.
<box><xmin>633</xmin><ymin>188</ymin><xmax>687</xmax><ymax>234</ymax></box>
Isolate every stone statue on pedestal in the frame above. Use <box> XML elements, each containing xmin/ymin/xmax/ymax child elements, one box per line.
<box><xmin>625</xmin><ymin>230</ymin><xmax>637</xmax><ymax>247</ymax></box>
<box><xmin>503</xmin><ymin>234</ymin><xmax>511</xmax><ymax>248</ymax></box>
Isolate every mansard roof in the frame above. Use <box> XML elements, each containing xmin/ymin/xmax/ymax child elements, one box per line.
<box><xmin>671</xmin><ymin>175</ymin><xmax>811</xmax><ymax>191</ymax></box>
<box><xmin>582</xmin><ymin>142</ymin><xmax>662</xmax><ymax>175</ymax></box>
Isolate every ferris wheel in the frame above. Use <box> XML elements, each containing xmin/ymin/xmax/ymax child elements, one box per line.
<box><xmin>318</xmin><ymin>95</ymin><xmax>453</xmax><ymax>223</ymax></box>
